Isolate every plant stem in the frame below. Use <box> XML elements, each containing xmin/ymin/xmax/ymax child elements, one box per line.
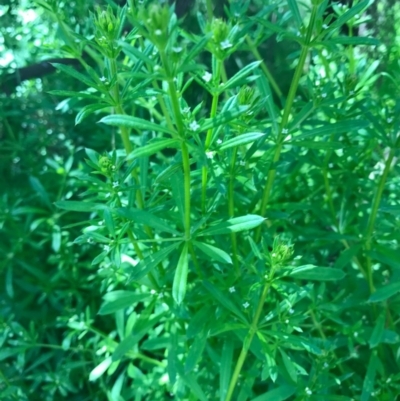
<box><xmin>228</xmin><ymin>147</ymin><xmax>239</xmax><ymax>276</ymax></box>
<box><xmin>255</xmin><ymin>3</ymin><xmax>318</xmax><ymax>242</ymax></box>
<box><xmin>224</xmin><ymin>270</ymin><xmax>276</xmax><ymax>401</ymax></box>
<box><xmin>364</xmin><ymin>147</ymin><xmax>396</xmax><ymax>293</ymax></box>
<box><xmin>159</xmin><ymin>51</ymin><xmax>191</xmax><ymax>240</ymax></box>
<box><xmin>202</xmin><ymin>58</ymin><xmax>222</xmax><ymax>214</ymax></box>
<box><xmin>206</xmin><ymin>0</ymin><xmax>213</xmax><ymax>21</ymax></box>
<box><xmin>246</xmin><ymin>36</ymin><xmax>283</xmax><ymax>101</ymax></box>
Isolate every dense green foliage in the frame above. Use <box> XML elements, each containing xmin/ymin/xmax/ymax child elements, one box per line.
<box><xmin>1</xmin><ymin>0</ymin><xmax>400</xmax><ymax>400</ymax></box>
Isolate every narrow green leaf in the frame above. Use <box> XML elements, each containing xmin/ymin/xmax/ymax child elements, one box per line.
<box><xmin>52</xmin><ymin>63</ymin><xmax>97</xmax><ymax>88</ymax></box>
<box><xmin>126</xmin><ymin>139</ymin><xmax>180</xmax><ymax>160</ymax></box>
<box><xmin>221</xmin><ymin>61</ymin><xmax>261</xmax><ymax>91</ymax></box>
<box><xmin>290</xmin><ymin>141</ymin><xmax>348</xmax><ymax>150</ymax></box>
<box><xmin>172</xmin><ymin>243</ymin><xmax>189</xmax><ymax>304</ymax></box>
<box><xmin>89</xmin><ymin>357</ymin><xmax>112</xmax><ymax>381</ymax></box>
<box><xmin>368</xmin><ymin>280</ymin><xmax>400</xmax><ymax>302</ymax></box>
<box><xmin>193</xmin><ymin>241</ymin><xmax>232</xmax><ymax>264</ymax></box>
<box><xmin>369</xmin><ymin>311</ymin><xmax>386</xmax><ymax>348</ymax></box>
<box><xmin>180</xmin><ymin>373</ymin><xmax>208</xmax><ymax>401</ymax></box>
<box><xmin>202</xmin><ymin>281</ymin><xmax>247</xmax><ymax>322</ymax></box>
<box><xmin>286</xmin><ymin>0</ymin><xmax>302</xmax><ymax>28</ymax></box>
<box><xmin>99</xmin><ymin>114</ymin><xmax>175</xmax><ymax>135</ymax></box>
<box><xmin>328</xmin><ymin>36</ymin><xmax>380</xmax><ymax>46</ymax></box>
<box><xmin>29</xmin><ymin>176</ymin><xmax>52</xmax><ymax>209</ymax></box>
<box><xmin>361</xmin><ymin>351</ymin><xmax>378</xmax><ymax>401</ymax></box>
<box><xmin>184</xmin><ymin>333</ymin><xmax>207</xmax><ymax>373</ymax></box>
<box><xmin>201</xmin><ymin>106</ymin><xmax>249</xmax><ymax>131</ymax></box>
<box><xmin>220</xmin><ymin>132</ymin><xmax>266</xmax><ymax>150</ymax></box>
<box><xmin>47</xmin><ymin>90</ymin><xmax>102</xmax><ymax>100</ymax></box>
<box><xmin>199</xmin><ymin>215</ymin><xmax>265</xmax><ymax>236</ymax></box>
<box><xmin>290</xmin><ymin>265</ymin><xmax>345</xmax><ymax>281</ymax></box>
<box><xmin>98</xmin><ymin>291</ymin><xmax>149</xmax><ymax>315</ymax></box>
<box><xmin>257</xmin><ymin>74</ymin><xmax>279</xmax><ymax>134</ymax></box>
<box><xmin>55</xmin><ymin>200</ymin><xmax>106</xmax><ymax>212</ymax></box>
<box><xmin>251</xmin><ymin>385</ymin><xmax>296</xmax><ymax>401</ymax></box>
<box><xmin>103</xmin><ymin>208</ymin><xmax>115</xmax><ymax>238</ymax></box>
<box><xmin>129</xmin><ymin>243</ymin><xmax>180</xmax><ymax>281</ymax></box>
<box><xmin>296</xmin><ymin>120</ymin><xmax>369</xmax><ymax>139</ymax></box>
<box><xmin>116</xmin><ymin>207</ymin><xmax>180</xmax><ymax>235</ymax></box>
<box><xmin>279</xmin><ymin>349</ymin><xmax>297</xmax><ymax>383</ymax></box>
<box><xmin>329</xmin><ymin>0</ymin><xmax>370</xmax><ymax>31</ymax></box>
<box><xmin>76</xmin><ymin>103</ymin><xmax>108</xmax><ymax>125</ymax></box>
<box><xmin>220</xmin><ymin>339</ymin><xmax>234</xmax><ymax>401</ymax></box>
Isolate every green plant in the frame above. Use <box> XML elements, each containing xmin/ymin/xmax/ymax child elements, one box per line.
<box><xmin>1</xmin><ymin>0</ymin><xmax>400</xmax><ymax>400</ymax></box>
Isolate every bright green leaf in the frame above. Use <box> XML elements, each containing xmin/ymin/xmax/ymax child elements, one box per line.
<box><xmin>172</xmin><ymin>243</ymin><xmax>189</xmax><ymax>304</ymax></box>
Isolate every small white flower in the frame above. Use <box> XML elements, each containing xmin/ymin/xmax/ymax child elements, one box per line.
<box><xmin>239</xmin><ymin>160</ymin><xmax>246</xmax><ymax>166</ymax></box>
<box><xmin>112</xmin><ymin>181</ymin><xmax>119</xmax><ymax>188</ymax></box>
<box><xmin>202</xmin><ymin>71</ymin><xmax>212</xmax><ymax>83</ymax></box>
<box><xmin>154</xmin><ymin>29</ymin><xmax>162</xmax><ymax>36</ymax></box>
<box><xmin>216</xmin><ymin>139</ymin><xmax>222</xmax><ymax>145</ymax></box>
<box><xmin>272</xmin><ymin>252</ymin><xmax>277</xmax><ymax>257</ymax></box>
<box><xmin>87</xmin><ymin>238</ymin><xmax>93</xmax><ymax>244</ymax></box>
<box><xmin>154</xmin><ymin>65</ymin><xmax>161</xmax><ymax>71</ymax></box>
<box><xmin>305</xmin><ymin>387</ymin><xmax>312</xmax><ymax>395</ymax></box>
<box><xmin>387</xmin><ymin>117</ymin><xmax>393</xmax><ymax>123</ymax></box>
<box><xmin>328</xmin><ymin>163</ymin><xmax>334</xmax><ymax>168</ymax></box>
<box><xmin>220</xmin><ymin>39</ymin><xmax>232</xmax><ymax>50</ymax></box>
<box><xmin>354</xmin><ymin>332</ymin><xmax>358</xmax><ymax>337</ymax></box>
<box><xmin>159</xmin><ymin>293</ymin><xmax>164</xmax><ymax>298</ymax></box>
<box><xmin>321</xmin><ymin>93</ymin><xmax>327</xmax><ymax>98</ymax></box>
<box><xmin>98</xmin><ymin>221</ymin><xmax>104</xmax><ymax>225</ymax></box>
<box><xmin>243</xmin><ymin>302</ymin><xmax>250</xmax><ymax>309</ymax></box>
<box><xmin>150</xmin><ymin>289</ymin><xmax>156</xmax><ymax>294</ymax></box>
<box><xmin>315</xmin><ymin>80</ymin><xmax>320</xmax><ymax>86</ymax></box>
<box><xmin>206</xmin><ymin>151</ymin><xmax>215</xmax><ymax>159</ymax></box>
<box><xmin>103</xmin><ymin>245</ymin><xmax>110</xmax><ymax>252</ymax></box>
<box><xmin>100</xmin><ymin>76</ymin><xmax>107</xmax><ymax>82</ymax></box>
<box><xmin>349</xmin><ymin>90</ymin><xmax>355</xmax><ymax>95</ymax></box>
<box><xmin>229</xmin><ymin>286</ymin><xmax>236</xmax><ymax>293</ymax></box>
<box><xmin>111</xmin><ymin>165</ymin><xmax>116</xmax><ymax>171</ymax></box>
<box><xmin>172</xmin><ymin>46</ymin><xmax>182</xmax><ymax>53</ymax></box>
<box><xmin>282</xmin><ymin>128</ymin><xmax>289</xmax><ymax>134</ymax></box>
<box><xmin>189</xmin><ymin>120</ymin><xmax>200</xmax><ymax>131</ymax></box>
<box><xmin>289</xmin><ymin>308</ymin><xmax>294</xmax><ymax>314</ymax></box>
<box><xmin>324</xmin><ymin>362</ymin><xmax>329</xmax><ymax>368</ymax></box>
<box><xmin>182</xmin><ymin>107</ymin><xmax>191</xmax><ymax>114</ymax></box>
<box><xmin>323</xmin><ymin>24</ymin><xmax>329</xmax><ymax>29</ymax></box>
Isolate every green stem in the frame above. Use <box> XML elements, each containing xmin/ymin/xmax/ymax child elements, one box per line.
<box><xmin>159</xmin><ymin>51</ymin><xmax>191</xmax><ymax>240</ymax></box>
<box><xmin>228</xmin><ymin>147</ymin><xmax>239</xmax><ymax>276</ymax></box>
<box><xmin>224</xmin><ymin>270</ymin><xmax>276</xmax><ymax>401</ymax></box>
<box><xmin>202</xmin><ymin>58</ymin><xmax>222</xmax><ymax>213</ymax></box>
<box><xmin>364</xmin><ymin>147</ymin><xmax>396</xmax><ymax>293</ymax></box>
<box><xmin>246</xmin><ymin>36</ymin><xmax>283</xmax><ymax>100</ymax></box>
<box><xmin>255</xmin><ymin>3</ymin><xmax>318</xmax><ymax>242</ymax></box>
<box><xmin>206</xmin><ymin>0</ymin><xmax>213</xmax><ymax>21</ymax></box>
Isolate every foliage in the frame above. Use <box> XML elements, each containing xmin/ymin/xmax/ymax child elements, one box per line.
<box><xmin>1</xmin><ymin>0</ymin><xmax>400</xmax><ymax>400</ymax></box>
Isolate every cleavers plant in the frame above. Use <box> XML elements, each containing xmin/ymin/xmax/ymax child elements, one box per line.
<box><xmin>2</xmin><ymin>0</ymin><xmax>400</xmax><ymax>400</ymax></box>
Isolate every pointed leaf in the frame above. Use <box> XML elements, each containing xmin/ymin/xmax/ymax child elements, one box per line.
<box><xmin>290</xmin><ymin>265</ymin><xmax>345</xmax><ymax>281</ymax></box>
<box><xmin>369</xmin><ymin>312</ymin><xmax>386</xmax><ymax>348</ymax></box>
<box><xmin>368</xmin><ymin>280</ymin><xmax>400</xmax><ymax>302</ymax></box>
<box><xmin>220</xmin><ymin>132</ymin><xmax>266</xmax><ymax>150</ymax></box>
<box><xmin>251</xmin><ymin>385</ymin><xmax>296</xmax><ymax>401</ymax></box>
<box><xmin>99</xmin><ymin>114</ymin><xmax>175</xmax><ymax>135</ymax></box>
<box><xmin>172</xmin><ymin>243</ymin><xmax>189</xmax><ymax>304</ymax></box>
<box><xmin>221</xmin><ymin>61</ymin><xmax>261</xmax><ymax>91</ymax></box>
<box><xmin>193</xmin><ymin>241</ymin><xmax>232</xmax><ymax>264</ymax></box>
<box><xmin>199</xmin><ymin>215</ymin><xmax>265</xmax><ymax>236</ymax></box>
<box><xmin>52</xmin><ymin>63</ymin><xmax>97</xmax><ymax>88</ymax></box>
<box><xmin>55</xmin><ymin>200</ymin><xmax>106</xmax><ymax>212</ymax></box>
<box><xmin>98</xmin><ymin>291</ymin><xmax>150</xmax><ymax>315</ymax></box>
<box><xmin>126</xmin><ymin>139</ymin><xmax>180</xmax><ymax>160</ymax></box>
<box><xmin>89</xmin><ymin>357</ymin><xmax>112</xmax><ymax>381</ymax></box>
<box><xmin>76</xmin><ymin>103</ymin><xmax>108</xmax><ymax>125</ymax></box>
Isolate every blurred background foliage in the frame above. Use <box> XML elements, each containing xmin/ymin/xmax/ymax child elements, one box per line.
<box><xmin>1</xmin><ymin>0</ymin><xmax>400</xmax><ymax>400</ymax></box>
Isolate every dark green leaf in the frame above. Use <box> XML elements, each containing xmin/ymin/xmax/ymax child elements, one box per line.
<box><xmin>193</xmin><ymin>241</ymin><xmax>232</xmax><ymax>264</ymax></box>
<box><xmin>98</xmin><ymin>291</ymin><xmax>149</xmax><ymax>315</ymax></box>
<box><xmin>126</xmin><ymin>139</ymin><xmax>180</xmax><ymax>160</ymax></box>
<box><xmin>220</xmin><ymin>132</ymin><xmax>266</xmax><ymax>150</ymax></box>
<box><xmin>369</xmin><ymin>280</ymin><xmax>400</xmax><ymax>302</ymax></box>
